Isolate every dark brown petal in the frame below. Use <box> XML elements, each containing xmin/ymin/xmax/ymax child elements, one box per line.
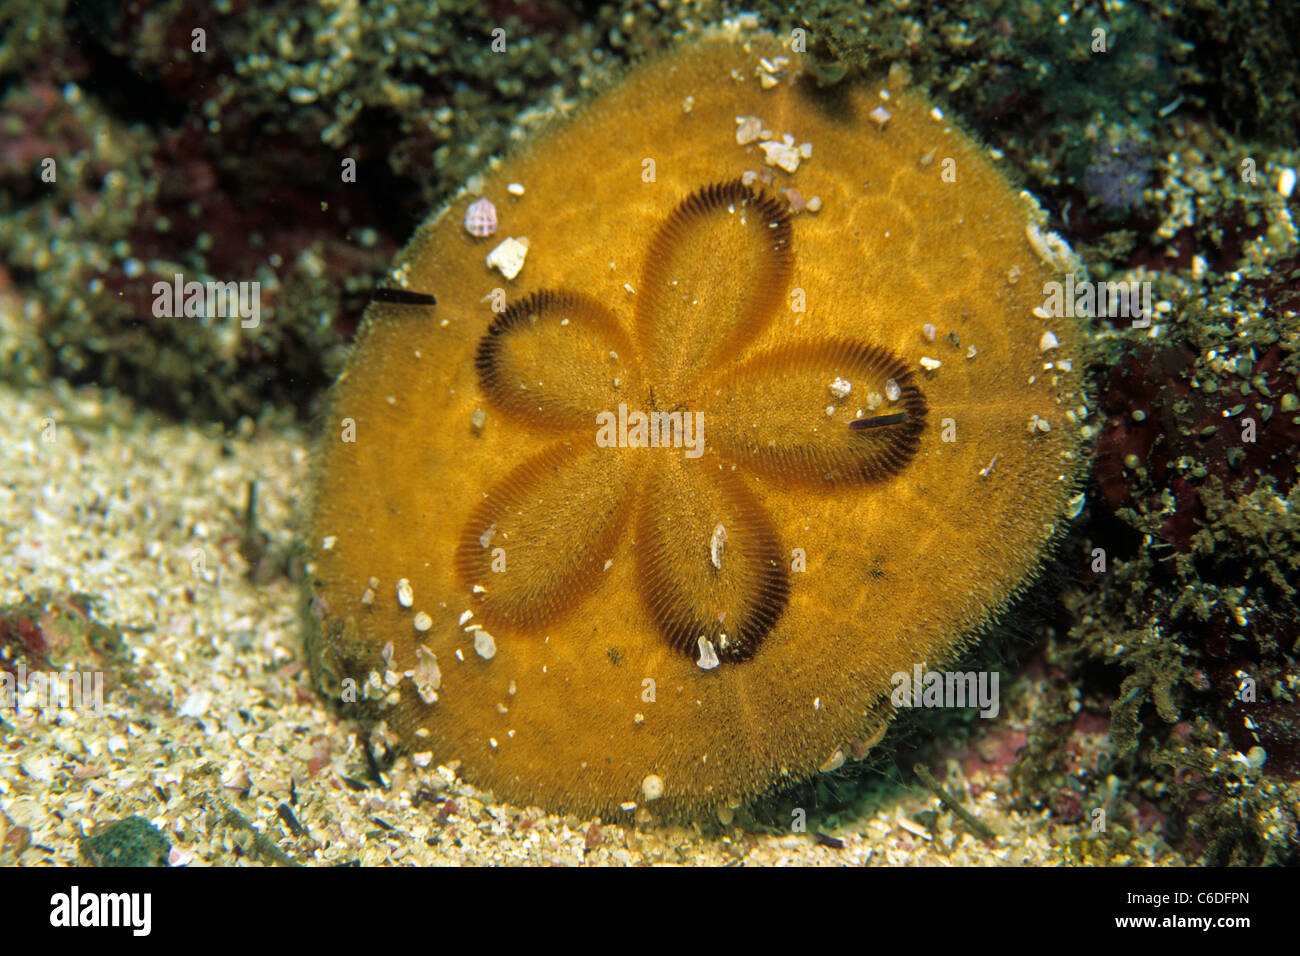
<box><xmin>635</xmin><ymin>458</ymin><xmax>788</xmax><ymax>664</ymax></box>
<box><xmin>455</xmin><ymin>441</ymin><xmax>640</xmax><ymax>628</ymax></box>
<box><xmin>636</xmin><ymin>181</ymin><xmax>792</xmax><ymax>396</ymax></box>
<box><xmin>476</xmin><ymin>290</ymin><xmax>638</xmax><ymax>429</ymax></box>
<box><xmin>703</xmin><ymin>339</ymin><xmax>927</xmax><ymax>485</ymax></box>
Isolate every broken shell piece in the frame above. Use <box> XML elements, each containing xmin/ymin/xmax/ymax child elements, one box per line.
<box><xmin>396</xmin><ymin>578</ymin><xmax>413</xmax><ymax>608</ymax></box>
<box><xmin>1024</xmin><ymin>223</ymin><xmax>1079</xmax><ymax>273</ymax></box>
<box><xmin>486</xmin><ymin>236</ymin><xmax>529</xmax><ymax>280</ymax></box>
<box><xmin>642</xmin><ymin>774</ymin><xmax>664</xmax><ymax>801</ymax></box>
<box><xmin>710</xmin><ymin>522</ymin><xmax>728</xmax><ymax>569</ymax></box>
<box><xmin>735</xmin><ymin>115</ymin><xmax>763</xmax><ymax>145</ymax></box>
<box><xmin>759</xmin><ymin>139</ymin><xmax>801</xmax><ymax>173</ymax></box>
<box><xmin>463</xmin><ymin>198</ymin><xmax>497</xmax><ymax>238</ymax></box>
<box><xmin>696</xmin><ymin>636</ymin><xmax>720</xmax><ymax>670</ymax></box>
<box><xmin>414</xmin><ymin>646</ymin><xmax>441</xmax><ymax>704</ymax></box>
<box><xmin>1039</xmin><ymin>330</ymin><xmax>1060</xmax><ymax>352</ymax></box>
<box><xmin>869</xmin><ymin>105</ymin><xmax>892</xmax><ymax>127</ymax></box>
<box><xmin>829</xmin><ymin>377</ymin><xmax>852</xmax><ymax>400</ymax></box>
<box><xmin>474</xmin><ymin>630</ymin><xmax>497</xmax><ymax>660</ymax></box>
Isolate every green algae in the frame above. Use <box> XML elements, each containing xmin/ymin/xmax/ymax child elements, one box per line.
<box><xmin>79</xmin><ymin>814</ymin><xmax>171</xmax><ymax>866</ymax></box>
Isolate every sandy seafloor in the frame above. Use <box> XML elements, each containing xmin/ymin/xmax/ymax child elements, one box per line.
<box><xmin>0</xmin><ymin>280</ymin><xmax>1179</xmax><ymax>866</ymax></box>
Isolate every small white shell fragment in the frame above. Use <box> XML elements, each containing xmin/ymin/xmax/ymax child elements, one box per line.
<box><xmin>923</xmin><ymin>323</ymin><xmax>936</xmax><ymax>342</ymax></box>
<box><xmin>735</xmin><ymin>115</ymin><xmax>763</xmax><ymax>145</ymax></box>
<box><xmin>458</xmin><ymin>610</ymin><xmax>473</xmax><ymax>626</ymax></box>
<box><xmin>1024</xmin><ymin>222</ymin><xmax>1079</xmax><ymax>273</ymax></box>
<box><xmin>413</xmin><ymin>611</ymin><xmax>432</xmax><ymax>632</ymax></box>
<box><xmin>710</xmin><ymin>522</ymin><xmax>728</xmax><ymax>569</ymax></box>
<box><xmin>884</xmin><ymin>378</ymin><xmax>901</xmax><ymax>402</ymax></box>
<box><xmin>829</xmin><ymin>377</ymin><xmax>852</xmax><ymax>399</ymax></box>
<box><xmin>1278</xmin><ymin>167</ymin><xmax>1297</xmax><ymax>198</ymax></box>
<box><xmin>806</xmin><ymin>195</ymin><xmax>822</xmax><ymax>212</ymax></box>
<box><xmin>463</xmin><ymin>198</ymin><xmax>497</xmax><ymax>238</ymax></box>
<box><xmin>868</xmin><ymin>105</ymin><xmax>892</xmax><ymax>127</ymax></box>
<box><xmin>396</xmin><ymin>578</ymin><xmax>413</xmax><ymax>608</ymax></box>
<box><xmin>412</xmin><ymin>752</ymin><xmax>433</xmax><ymax>768</ymax></box>
<box><xmin>642</xmin><ymin>774</ymin><xmax>665</xmax><ymax>801</ymax></box>
<box><xmin>474</xmin><ymin>630</ymin><xmax>497</xmax><ymax>660</ymax></box>
<box><xmin>696</xmin><ymin>637</ymin><xmax>720</xmax><ymax>670</ymax></box>
<box><xmin>920</xmin><ymin>356</ymin><xmax>942</xmax><ymax>371</ymax></box>
<box><xmin>486</xmin><ymin>236</ymin><xmax>529</xmax><ymax>280</ymax></box>
<box><xmin>681</xmin><ymin>95</ymin><xmax>695</xmax><ymax>113</ymax></box>
<box><xmin>1066</xmin><ymin>492</ymin><xmax>1086</xmax><ymax>519</ymax></box>
<box><xmin>979</xmin><ymin>455</ymin><xmax>999</xmax><ymax>478</ymax></box>
<box><xmin>506</xmin><ymin>182</ymin><xmax>525</xmax><ymax>196</ymax></box>
<box><xmin>759</xmin><ymin>139</ymin><xmax>801</xmax><ymax>172</ymax></box>
<box><xmin>897</xmin><ymin>817</ymin><xmax>931</xmax><ymax>840</ymax></box>
<box><xmin>478</xmin><ymin>524</ymin><xmax>496</xmax><ymax>548</ymax></box>
<box><xmin>321</xmin><ymin>535</ymin><xmax>336</xmax><ymax>550</ymax></box>
<box><xmin>178</xmin><ymin>691</ymin><xmax>212</xmax><ymax>719</ymax></box>
<box><xmin>799</xmin><ymin>141</ymin><xmax>813</xmax><ymax>159</ymax></box>
<box><xmin>1039</xmin><ymin>330</ymin><xmax>1060</xmax><ymax>352</ymax></box>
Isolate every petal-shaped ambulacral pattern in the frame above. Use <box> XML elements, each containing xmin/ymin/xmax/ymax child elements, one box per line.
<box><xmin>635</xmin><ymin>181</ymin><xmax>792</xmax><ymax>397</ymax></box>
<box><xmin>477</xmin><ymin>290</ymin><xmax>638</xmax><ymax>430</ymax></box>
<box><xmin>455</xmin><ymin>441</ymin><xmax>641</xmax><ymax>627</ymax></box>
<box><xmin>635</xmin><ymin>457</ymin><xmax>788</xmax><ymax>661</ymax></box>
<box><xmin>703</xmin><ymin>339</ymin><xmax>928</xmax><ymax>485</ymax></box>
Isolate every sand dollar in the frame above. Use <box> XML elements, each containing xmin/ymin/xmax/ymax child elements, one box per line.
<box><xmin>305</xmin><ymin>29</ymin><xmax>1089</xmax><ymax>817</ymax></box>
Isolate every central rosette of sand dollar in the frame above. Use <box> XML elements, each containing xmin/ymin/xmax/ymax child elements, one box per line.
<box><xmin>460</xmin><ymin>181</ymin><xmax>926</xmax><ymax>666</ymax></box>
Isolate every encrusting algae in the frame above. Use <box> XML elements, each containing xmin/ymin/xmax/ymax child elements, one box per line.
<box><xmin>304</xmin><ymin>27</ymin><xmax>1090</xmax><ymax>818</ymax></box>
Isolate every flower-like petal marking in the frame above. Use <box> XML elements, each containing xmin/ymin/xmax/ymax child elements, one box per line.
<box><xmin>454</xmin><ymin>442</ymin><xmax>641</xmax><ymax>628</ymax></box>
<box><xmin>460</xmin><ymin>181</ymin><xmax>926</xmax><ymax>664</ymax></box>
<box><xmin>635</xmin><ymin>459</ymin><xmax>788</xmax><ymax>663</ymax></box>
<box><xmin>703</xmin><ymin>339</ymin><xmax>928</xmax><ymax>485</ymax></box>
<box><xmin>636</xmin><ymin>181</ymin><xmax>793</xmax><ymax>397</ymax></box>
<box><xmin>476</xmin><ymin>290</ymin><xmax>637</xmax><ymax>430</ymax></box>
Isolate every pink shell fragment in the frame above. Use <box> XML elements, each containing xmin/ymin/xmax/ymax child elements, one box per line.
<box><xmin>464</xmin><ymin>198</ymin><xmax>498</xmax><ymax>238</ymax></box>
